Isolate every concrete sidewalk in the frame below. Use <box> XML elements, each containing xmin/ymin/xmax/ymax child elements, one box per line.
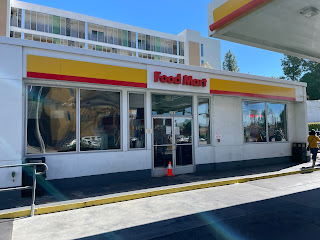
<box><xmin>0</xmin><ymin>160</ymin><xmax>318</xmax><ymax>219</ymax></box>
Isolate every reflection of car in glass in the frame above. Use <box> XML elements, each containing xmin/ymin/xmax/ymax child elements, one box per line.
<box><xmin>176</xmin><ymin>136</ymin><xmax>191</xmax><ymax>144</ymax></box>
<box><xmin>81</xmin><ymin>136</ymin><xmax>101</xmax><ymax>148</ymax></box>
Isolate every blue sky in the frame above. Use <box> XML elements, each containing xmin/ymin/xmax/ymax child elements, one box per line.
<box><xmin>23</xmin><ymin>0</ymin><xmax>285</xmax><ymax>78</ymax></box>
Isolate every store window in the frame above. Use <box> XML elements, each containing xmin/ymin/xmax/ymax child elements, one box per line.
<box><xmin>267</xmin><ymin>103</ymin><xmax>287</xmax><ymax>142</ymax></box>
<box><xmin>80</xmin><ymin>90</ymin><xmax>121</xmax><ymax>151</ymax></box>
<box><xmin>152</xmin><ymin>94</ymin><xmax>192</xmax><ymax>116</ymax></box>
<box><xmin>243</xmin><ymin>101</ymin><xmax>266</xmax><ymax>142</ymax></box>
<box><xmin>129</xmin><ymin>93</ymin><xmax>145</xmax><ymax>149</ymax></box>
<box><xmin>243</xmin><ymin>101</ymin><xmax>287</xmax><ymax>143</ymax></box>
<box><xmin>198</xmin><ymin>98</ymin><xmax>211</xmax><ymax>145</ymax></box>
<box><xmin>27</xmin><ymin>86</ymin><xmax>76</xmax><ymax>154</ymax></box>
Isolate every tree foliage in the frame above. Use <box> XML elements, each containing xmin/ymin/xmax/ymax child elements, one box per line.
<box><xmin>281</xmin><ymin>55</ymin><xmax>305</xmax><ymax>81</ymax></box>
<box><xmin>222</xmin><ymin>50</ymin><xmax>239</xmax><ymax>72</ymax></box>
<box><xmin>281</xmin><ymin>55</ymin><xmax>320</xmax><ymax>100</ymax></box>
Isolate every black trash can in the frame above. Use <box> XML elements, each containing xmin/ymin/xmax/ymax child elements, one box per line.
<box><xmin>22</xmin><ymin>157</ymin><xmax>46</xmax><ymax>197</ymax></box>
<box><xmin>292</xmin><ymin>143</ymin><xmax>308</xmax><ymax>163</ymax></box>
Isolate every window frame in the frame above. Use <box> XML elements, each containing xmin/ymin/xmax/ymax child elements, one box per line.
<box><xmin>25</xmin><ymin>83</ymin><xmax>123</xmax><ymax>155</ymax></box>
<box><xmin>197</xmin><ymin>97</ymin><xmax>212</xmax><ymax>147</ymax></box>
<box><xmin>25</xmin><ymin>84</ymin><xmax>78</xmax><ymax>155</ymax></box>
<box><xmin>242</xmin><ymin>100</ymin><xmax>288</xmax><ymax>144</ymax></box>
<box><xmin>79</xmin><ymin>88</ymin><xmax>122</xmax><ymax>152</ymax></box>
<box><xmin>128</xmin><ymin>91</ymin><xmax>146</xmax><ymax>150</ymax></box>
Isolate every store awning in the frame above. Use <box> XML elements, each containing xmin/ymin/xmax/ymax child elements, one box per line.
<box><xmin>208</xmin><ymin>0</ymin><xmax>320</xmax><ymax>62</ymax></box>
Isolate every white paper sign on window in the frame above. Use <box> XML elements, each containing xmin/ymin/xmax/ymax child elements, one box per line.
<box><xmin>166</xmin><ymin>126</ymin><xmax>172</xmax><ymax>135</ymax></box>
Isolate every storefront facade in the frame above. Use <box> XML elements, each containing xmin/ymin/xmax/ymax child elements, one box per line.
<box><xmin>0</xmin><ymin>36</ymin><xmax>308</xmax><ymax>188</ymax></box>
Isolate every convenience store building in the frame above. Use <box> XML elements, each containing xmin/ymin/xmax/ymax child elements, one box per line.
<box><xmin>0</xmin><ymin>0</ymin><xmax>308</xmax><ymax>188</ymax></box>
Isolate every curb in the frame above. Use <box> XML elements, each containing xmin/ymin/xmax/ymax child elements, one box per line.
<box><xmin>1</xmin><ymin>166</ymin><xmax>318</xmax><ymax>219</ymax></box>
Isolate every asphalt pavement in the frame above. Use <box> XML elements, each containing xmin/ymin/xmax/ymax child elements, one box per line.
<box><xmin>9</xmin><ymin>165</ymin><xmax>320</xmax><ymax>240</ymax></box>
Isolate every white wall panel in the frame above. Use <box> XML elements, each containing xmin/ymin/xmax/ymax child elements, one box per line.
<box><xmin>0</xmin><ymin>44</ymin><xmax>23</xmax><ymax>188</ymax></box>
<box><xmin>44</xmin><ymin>150</ymin><xmax>152</xmax><ymax>180</ymax></box>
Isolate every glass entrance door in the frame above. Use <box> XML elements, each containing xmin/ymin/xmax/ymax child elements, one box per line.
<box><xmin>152</xmin><ymin>117</ymin><xmax>194</xmax><ymax>177</ymax></box>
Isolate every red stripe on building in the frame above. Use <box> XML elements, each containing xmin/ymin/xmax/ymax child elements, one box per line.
<box><xmin>27</xmin><ymin>72</ymin><xmax>147</xmax><ymax>88</ymax></box>
<box><xmin>210</xmin><ymin>90</ymin><xmax>296</xmax><ymax>101</ymax></box>
<box><xmin>209</xmin><ymin>0</ymin><xmax>272</xmax><ymax>31</ymax></box>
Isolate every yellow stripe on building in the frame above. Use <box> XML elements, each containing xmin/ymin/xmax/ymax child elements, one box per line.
<box><xmin>210</xmin><ymin>78</ymin><xmax>296</xmax><ymax>99</ymax></box>
<box><xmin>27</xmin><ymin>55</ymin><xmax>147</xmax><ymax>84</ymax></box>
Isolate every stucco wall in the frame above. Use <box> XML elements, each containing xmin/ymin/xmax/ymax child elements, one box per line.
<box><xmin>0</xmin><ymin>43</ymin><xmax>23</xmax><ymax>188</ymax></box>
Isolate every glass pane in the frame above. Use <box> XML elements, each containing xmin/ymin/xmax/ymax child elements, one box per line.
<box><xmin>131</xmin><ymin>32</ymin><xmax>136</xmax><ymax>48</ymax></box>
<box><xmin>146</xmin><ymin>35</ymin><xmax>150</xmax><ymax>50</ymax></box>
<box><xmin>153</xmin><ymin>118</ymin><xmax>172</xmax><ymax>145</ymax></box>
<box><xmin>18</xmin><ymin>9</ymin><xmax>22</xmax><ymax>28</ymax></box>
<box><xmin>80</xmin><ymin>90</ymin><xmax>120</xmax><ymax>151</ymax></box>
<box><xmin>154</xmin><ymin>146</ymin><xmax>172</xmax><ymax>168</ymax></box>
<box><xmin>152</xmin><ymin>94</ymin><xmax>192</xmax><ymax>116</ymax></box>
<box><xmin>129</xmin><ymin>93</ymin><xmax>145</xmax><ymax>149</ymax></box>
<box><xmin>48</xmin><ymin>15</ymin><xmax>53</xmax><ymax>33</ymax></box>
<box><xmin>173</xmin><ymin>41</ymin><xmax>177</xmax><ymax>55</ymax></box>
<box><xmin>27</xmin><ymin>86</ymin><xmax>76</xmax><ymax>154</ymax></box>
<box><xmin>107</xmin><ymin>27</ymin><xmax>113</xmax><ymax>44</ymax></box>
<box><xmin>122</xmin><ymin>30</ymin><xmax>128</xmax><ymax>46</ymax></box>
<box><xmin>267</xmin><ymin>103</ymin><xmax>287</xmax><ymax>142</ymax></box>
<box><xmin>31</xmin><ymin>11</ymin><xmax>37</xmax><ymax>30</ymax></box>
<box><xmin>37</xmin><ymin>12</ymin><xmax>44</xmax><ymax>32</ymax></box>
<box><xmin>25</xmin><ymin>10</ymin><xmax>31</xmax><ymax>29</ymax></box>
<box><xmin>161</xmin><ymin>38</ymin><xmax>165</xmax><ymax>53</ymax></box>
<box><xmin>60</xmin><ymin>17</ymin><xmax>66</xmax><ymax>36</ymax></box>
<box><xmin>198</xmin><ymin>98</ymin><xmax>210</xmax><ymax>145</ymax></box>
<box><xmin>175</xmin><ymin>118</ymin><xmax>192</xmax><ymax>144</ymax></box>
<box><xmin>113</xmin><ymin>28</ymin><xmax>118</xmax><ymax>45</ymax></box>
<box><xmin>44</xmin><ymin>14</ymin><xmax>49</xmax><ymax>32</ymax></box>
<box><xmin>98</xmin><ymin>25</ymin><xmax>104</xmax><ymax>42</ymax></box>
<box><xmin>71</xmin><ymin>20</ymin><xmax>78</xmax><ymax>38</ymax></box>
<box><xmin>243</xmin><ymin>101</ymin><xmax>266</xmax><ymax>142</ymax></box>
<box><xmin>118</xmin><ymin>29</ymin><xmax>122</xmax><ymax>45</ymax></box>
<box><xmin>53</xmin><ymin>15</ymin><xmax>60</xmax><ymax>34</ymax></box>
<box><xmin>79</xmin><ymin>21</ymin><xmax>85</xmax><ymax>39</ymax></box>
<box><xmin>10</xmin><ymin>8</ymin><xmax>18</xmax><ymax>27</ymax></box>
<box><xmin>66</xmin><ymin>18</ymin><xmax>71</xmax><ymax>36</ymax></box>
<box><xmin>176</xmin><ymin>145</ymin><xmax>192</xmax><ymax>166</ymax></box>
<box><xmin>179</xmin><ymin>42</ymin><xmax>184</xmax><ymax>56</ymax></box>
<box><xmin>156</xmin><ymin>37</ymin><xmax>161</xmax><ymax>52</ymax></box>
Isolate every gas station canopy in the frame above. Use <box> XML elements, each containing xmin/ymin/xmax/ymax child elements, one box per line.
<box><xmin>208</xmin><ymin>0</ymin><xmax>320</xmax><ymax>62</ymax></box>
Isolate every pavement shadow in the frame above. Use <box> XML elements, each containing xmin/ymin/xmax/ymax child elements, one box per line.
<box><xmin>76</xmin><ymin>187</ymin><xmax>320</xmax><ymax>240</ymax></box>
<box><xmin>0</xmin><ymin>162</ymin><xmax>304</xmax><ymax>211</ymax></box>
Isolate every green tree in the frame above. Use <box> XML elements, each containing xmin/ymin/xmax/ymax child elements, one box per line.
<box><xmin>281</xmin><ymin>55</ymin><xmax>304</xmax><ymax>81</ymax></box>
<box><xmin>281</xmin><ymin>54</ymin><xmax>320</xmax><ymax>99</ymax></box>
<box><xmin>300</xmin><ymin>69</ymin><xmax>320</xmax><ymax>100</ymax></box>
<box><xmin>222</xmin><ymin>50</ymin><xmax>239</xmax><ymax>72</ymax></box>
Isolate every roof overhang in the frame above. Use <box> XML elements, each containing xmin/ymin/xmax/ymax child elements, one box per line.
<box><xmin>208</xmin><ymin>0</ymin><xmax>320</xmax><ymax>62</ymax></box>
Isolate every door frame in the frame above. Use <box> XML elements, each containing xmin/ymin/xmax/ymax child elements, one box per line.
<box><xmin>151</xmin><ymin>116</ymin><xmax>195</xmax><ymax>177</ymax></box>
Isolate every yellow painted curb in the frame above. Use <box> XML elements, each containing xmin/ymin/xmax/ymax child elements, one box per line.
<box><xmin>1</xmin><ymin>167</ymin><xmax>319</xmax><ymax>219</ymax></box>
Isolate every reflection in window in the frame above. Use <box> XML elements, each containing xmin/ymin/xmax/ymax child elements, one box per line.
<box><xmin>80</xmin><ymin>90</ymin><xmax>120</xmax><ymax>151</ymax></box>
<box><xmin>27</xmin><ymin>86</ymin><xmax>76</xmax><ymax>154</ymax></box>
<box><xmin>198</xmin><ymin>98</ymin><xmax>210</xmax><ymax>145</ymax></box>
<box><xmin>243</xmin><ymin>101</ymin><xmax>266</xmax><ymax>142</ymax></box>
<box><xmin>129</xmin><ymin>93</ymin><xmax>145</xmax><ymax>149</ymax></box>
<box><xmin>152</xmin><ymin>94</ymin><xmax>192</xmax><ymax>116</ymax></box>
<box><xmin>267</xmin><ymin>103</ymin><xmax>286</xmax><ymax>142</ymax></box>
